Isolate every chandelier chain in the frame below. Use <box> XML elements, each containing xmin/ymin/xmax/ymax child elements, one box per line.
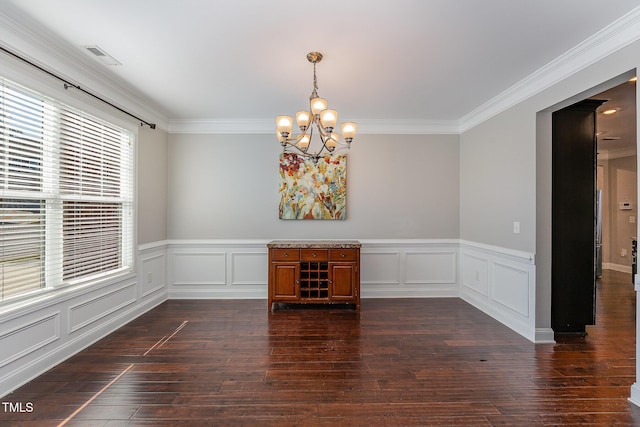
<box><xmin>312</xmin><ymin>62</ymin><xmax>319</xmax><ymax>98</ymax></box>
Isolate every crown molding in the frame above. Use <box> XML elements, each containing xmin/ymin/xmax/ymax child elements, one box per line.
<box><xmin>168</xmin><ymin>119</ymin><xmax>273</xmax><ymax>134</ymax></box>
<box><xmin>0</xmin><ymin>5</ymin><xmax>170</xmax><ymax>131</ymax></box>
<box><xmin>168</xmin><ymin>118</ymin><xmax>461</xmax><ymax>135</ymax></box>
<box><xmin>459</xmin><ymin>6</ymin><xmax>640</xmax><ymax>133</ymax></box>
<box><xmin>3</xmin><ymin>2</ymin><xmax>639</xmax><ymax>136</ymax></box>
<box><xmin>598</xmin><ymin>147</ymin><xmax>637</xmax><ymax>160</ymax></box>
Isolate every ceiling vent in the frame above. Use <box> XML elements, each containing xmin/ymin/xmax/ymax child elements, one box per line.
<box><xmin>84</xmin><ymin>45</ymin><xmax>121</xmax><ymax>66</ymax></box>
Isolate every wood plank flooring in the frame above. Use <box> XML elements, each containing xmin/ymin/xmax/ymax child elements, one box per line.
<box><xmin>2</xmin><ymin>269</ymin><xmax>640</xmax><ymax>426</ymax></box>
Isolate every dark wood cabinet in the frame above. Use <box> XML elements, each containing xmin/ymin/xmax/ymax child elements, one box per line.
<box><xmin>551</xmin><ymin>99</ymin><xmax>605</xmax><ymax>334</ymax></box>
<box><xmin>268</xmin><ymin>241</ymin><xmax>361</xmax><ymax>311</ymax></box>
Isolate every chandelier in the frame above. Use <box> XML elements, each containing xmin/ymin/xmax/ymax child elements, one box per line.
<box><xmin>276</xmin><ymin>52</ymin><xmax>357</xmax><ymax>162</ymax></box>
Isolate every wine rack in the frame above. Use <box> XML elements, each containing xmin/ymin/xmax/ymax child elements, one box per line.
<box><xmin>300</xmin><ymin>261</ymin><xmax>329</xmax><ymax>299</ymax></box>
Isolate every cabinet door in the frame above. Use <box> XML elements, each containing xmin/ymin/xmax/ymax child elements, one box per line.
<box><xmin>330</xmin><ymin>263</ymin><xmax>356</xmax><ymax>301</ymax></box>
<box><xmin>271</xmin><ymin>263</ymin><xmax>299</xmax><ymax>300</ymax></box>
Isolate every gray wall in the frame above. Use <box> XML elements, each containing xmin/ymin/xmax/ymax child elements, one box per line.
<box><xmin>138</xmin><ymin>126</ymin><xmax>169</xmax><ymax>245</ymax></box>
<box><xmin>167</xmin><ymin>133</ymin><xmax>460</xmax><ymax>240</ymax></box>
<box><xmin>460</xmin><ymin>103</ymin><xmax>536</xmax><ymax>252</ymax></box>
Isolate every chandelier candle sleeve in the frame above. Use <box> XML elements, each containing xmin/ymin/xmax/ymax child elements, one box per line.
<box><xmin>276</xmin><ymin>51</ymin><xmax>357</xmax><ymax>162</ymax></box>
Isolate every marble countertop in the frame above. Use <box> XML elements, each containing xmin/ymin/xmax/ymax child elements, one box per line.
<box><xmin>267</xmin><ymin>240</ymin><xmax>361</xmax><ymax>249</ymax></box>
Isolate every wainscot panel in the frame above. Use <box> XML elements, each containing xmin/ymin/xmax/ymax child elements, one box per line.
<box><xmin>140</xmin><ymin>252</ymin><xmax>167</xmax><ymax>298</ymax></box>
<box><xmin>167</xmin><ymin>240</ymin><xmax>270</xmax><ymax>299</ymax></box>
<box><xmin>68</xmin><ymin>282</ymin><xmax>137</xmax><ymax>334</ymax></box>
<box><xmin>361</xmin><ymin>240</ymin><xmax>460</xmax><ymax>298</ymax></box>
<box><xmin>0</xmin><ymin>313</ymin><xmax>60</xmax><ymax>369</ymax></box>
<box><xmin>461</xmin><ymin>252</ymin><xmax>489</xmax><ymax>296</ymax></box>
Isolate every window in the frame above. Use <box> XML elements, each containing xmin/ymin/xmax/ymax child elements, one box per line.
<box><xmin>0</xmin><ymin>78</ymin><xmax>134</xmax><ymax>302</ymax></box>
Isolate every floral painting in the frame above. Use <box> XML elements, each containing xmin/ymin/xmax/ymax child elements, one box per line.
<box><xmin>279</xmin><ymin>153</ymin><xmax>346</xmax><ymax>220</ymax></box>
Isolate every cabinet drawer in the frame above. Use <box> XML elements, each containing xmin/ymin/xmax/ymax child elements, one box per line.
<box><xmin>271</xmin><ymin>248</ymin><xmax>300</xmax><ymax>261</ymax></box>
<box><xmin>301</xmin><ymin>249</ymin><xmax>329</xmax><ymax>261</ymax></box>
<box><xmin>330</xmin><ymin>249</ymin><xmax>358</xmax><ymax>261</ymax></box>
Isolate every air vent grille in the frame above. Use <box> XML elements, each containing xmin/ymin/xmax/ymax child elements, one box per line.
<box><xmin>84</xmin><ymin>45</ymin><xmax>121</xmax><ymax>66</ymax></box>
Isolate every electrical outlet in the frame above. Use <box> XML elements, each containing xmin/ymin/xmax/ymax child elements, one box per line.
<box><xmin>630</xmin><ymin>216</ymin><xmax>636</xmax><ymax>224</ymax></box>
<box><xmin>621</xmin><ymin>248</ymin><xmax>628</xmax><ymax>257</ymax></box>
<box><xmin>513</xmin><ymin>221</ymin><xmax>520</xmax><ymax>234</ymax></box>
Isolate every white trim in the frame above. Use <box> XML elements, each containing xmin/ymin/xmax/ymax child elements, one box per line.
<box><xmin>598</xmin><ymin>147</ymin><xmax>638</xmax><ymax>160</ymax></box>
<box><xmin>459</xmin><ymin>6</ymin><xmax>640</xmax><ymax>132</ymax></box>
<box><xmin>603</xmin><ymin>263</ymin><xmax>633</xmax><ymax>274</ymax></box>
<box><xmin>535</xmin><ymin>328</ymin><xmax>556</xmax><ymax>344</ymax></box>
<box><xmin>630</xmin><ymin>383</ymin><xmax>640</xmax><ymax>408</ymax></box>
<box><xmin>459</xmin><ymin>239</ymin><xmax>535</xmax><ymax>264</ymax></box>
<box><xmin>167</xmin><ymin>118</ymin><xmax>461</xmax><ymax>135</ymax></box>
<box><xmin>3</xmin><ymin>2</ymin><xmax>639</xmax><ymax>137</ymax></box>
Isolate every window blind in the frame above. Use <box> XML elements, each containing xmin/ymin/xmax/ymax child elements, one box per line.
<box><xmin>0</xmin><ymin>78</ymin><xmax>133</xmax><ymax>302</ymax></box>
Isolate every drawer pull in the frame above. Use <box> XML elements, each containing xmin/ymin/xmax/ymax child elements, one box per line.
<box><xmin>340</xmin><ymin>253</ymin><xmax>345</xmax><ymax>258</ymax></box>
<box><xmin>284</xmin><ymin>253</ymin><xmax>289</xmax><ymax>257</ymax></box>
<box><xmin>312</xmin><ymin>253</ymin><xmax>317</xmax><ymax>257</ymax></box>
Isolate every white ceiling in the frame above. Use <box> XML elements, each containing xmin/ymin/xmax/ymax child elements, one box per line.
<box><xmin>2</xmin><ymin>0</ymin><xmax>640</xmax><ymax>132</ymax></box>
<box><xmin>593</xmin><ymin>81</ymin><xmax>637</xmax><ymax>155</ymax></box>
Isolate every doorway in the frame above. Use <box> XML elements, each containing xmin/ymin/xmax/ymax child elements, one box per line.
<box><xmin>548</xmin><ymin>75</ymin><xmax>637</xmax><ymax>336</ymax></box>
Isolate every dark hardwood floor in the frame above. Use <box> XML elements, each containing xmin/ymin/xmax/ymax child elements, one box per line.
<box><xmin>2</xmin><ymin>269</ymin><xmax>640</xmax><ymax>426</ymax></box>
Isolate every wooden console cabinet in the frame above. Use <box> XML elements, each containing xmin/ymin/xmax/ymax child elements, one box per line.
<box><xmin>267</xmin><ymin>240</ymin><xmax>361</xmax><ymax>311</ymax></box>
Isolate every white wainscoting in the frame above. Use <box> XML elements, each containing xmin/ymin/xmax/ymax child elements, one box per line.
<box><xmin>0</xmin><ymin>242</ymin><xmax>169</xmax><ymax>398</ymax></box>
<box><xmin>360</xmin><ymin>240</ymin><xmax>460</xmax><ymax>298</ymax></box>
<box><xmin>458</xmin><ymin>240</ymin><xmax>537</xmax><ymax>342</ymax></box>
<box><xmin>167</xmin><ymin>240</ymin><xmax>269</xmax><ymax>299</ymax></box>
<box><xmin>0</xmin><ymin>238</ymin><xmax>541</xmax><ymax>398</ymax></box>
<box><xmin>166</xmin><ymin>239</ymin><xmax>461</xmax><ymax>300</ymax></box>
<box><xmin>164</xmin><ymin>239</ymin><xmax>539</xmax><ymax>341</ymax></box>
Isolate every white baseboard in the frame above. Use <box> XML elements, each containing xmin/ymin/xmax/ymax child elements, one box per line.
<box><xmin>535</xmin><ymin>328</ymin><xmax>556</xmax><ymax>344</ymax></box>
<box><xmin>603</xmin><ymin>263</ymin><xmax>632</xmax><ymax>274</ymax></box>
<box><xmin>630</xmin><ymin>383</ymin><xmax>640</xmax><ymax>408</ymax></box>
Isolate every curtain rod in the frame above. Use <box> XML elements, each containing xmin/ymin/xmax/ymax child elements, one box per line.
<box><xmin>0</xmin><ymin>45</ymin><xmax>156</xmax><ymax>129</ymax></box>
